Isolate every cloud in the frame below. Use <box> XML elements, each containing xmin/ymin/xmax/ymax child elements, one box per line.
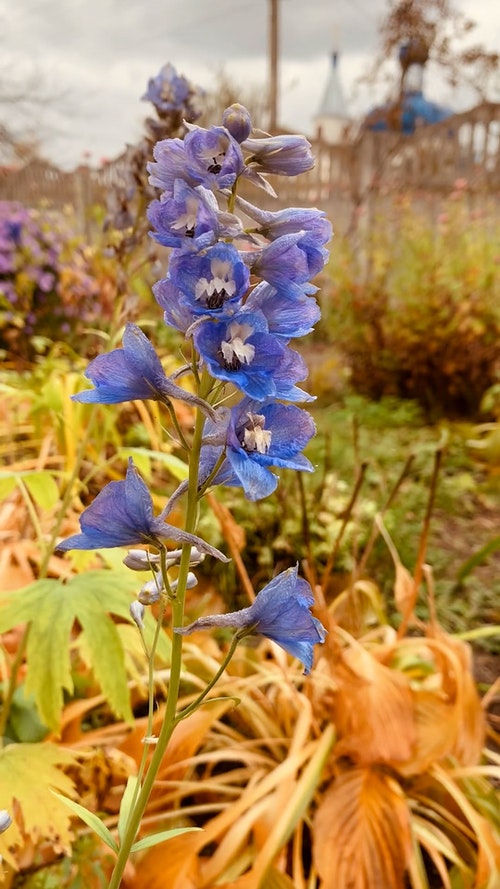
<box><xmin>1</xmin><ymin>0</ymin><xmax>499</xmax><ymax>168</ymax></box>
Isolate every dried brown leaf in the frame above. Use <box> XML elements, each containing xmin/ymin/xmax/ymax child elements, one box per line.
<box><xmin>330</xmin><ymin>641</ymin><xmax>416</xmax><ymax>764</ymax></box>
<box><xmin>313</xmin><ymin>766</ymin><xmax>412</xmax><ymax>889</ymax></box>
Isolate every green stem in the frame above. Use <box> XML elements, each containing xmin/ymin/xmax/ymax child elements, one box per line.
<box><xmin>175</xmin><ymin>632</ymin><xmax>241</xmax><ymax>723</ymax></box>
<box><xmin>107</xmin><ymin>379</ymin><xmax>210</xmax><ymax>889</ymax></box>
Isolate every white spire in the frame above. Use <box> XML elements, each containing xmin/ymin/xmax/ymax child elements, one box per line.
<box><xmin>314</xmin><ymin>50</ymin><xmax>351</xmax><ymax>144</ymax></box>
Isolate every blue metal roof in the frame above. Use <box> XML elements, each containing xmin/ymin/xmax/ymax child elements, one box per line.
<box><xmin>365</xmin><ymin>90</ymin><xmax>453</xmax><ymax>134</ymax></box>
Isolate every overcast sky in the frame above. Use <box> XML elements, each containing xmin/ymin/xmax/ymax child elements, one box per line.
<box><xmin>2</xmin><ymin>0</ymin><xmax>499</xmax><ymax>169</ymax></box>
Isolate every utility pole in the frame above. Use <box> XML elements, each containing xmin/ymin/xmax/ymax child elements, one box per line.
<box><xmin>269</xmin><ymin>0</ymin><xmax>279</xmax><ymax>132</ymax></box>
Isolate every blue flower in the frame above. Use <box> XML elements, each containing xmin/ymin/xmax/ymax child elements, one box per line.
<box><xmin>193</xmin><ymin>313</ymin><xmax>311</xmax><ymax>402</ymax></box>
<box><xmin>245</xmin><ymin>283</ymin><xmax>320</xmax><ymax>341</ymax></box>
<box><xmin>184</xmin><ymin>124</ymin><xmax>244</xmax><ymax>191</ymax></box>
<box><xmin>166</xmin><ymin>242</ymin><xmax>250</xmax><ymax>315</ymax></box>
<box><xmin>148</xmin><ymin>181</ymin><xmax>241</xmax><ymax>252</ymax></box>
<box><xmin>57</xmin><ymin>458</ymin><xmax>227</xmax><ymax>559</ymax></box>
<box><xmin>199</xmin><ymin>397</ymin><xmax>316</xmax><ymax>500</ymax></box>
<box><xmin>242</xmin><ymin>232</ymin><xmax>326</xmax><ymax>290</ymax></box>
<box><xmin>72</xmin><ymin>323</ymin><xmax>215</xmax><ymax>418</ymax></box>
<box><xmin>142</xmin><ymin>63</ymin><xmax>191</xmax><ymax>114</ymax></box>
<box><xmin>175</xmin><ymin>564</ymin><xmax>326</xmax><ymax>674</ymax></box>
<box><xmin>152</xmin><ymin>280</ymin><xmax>198</xmax><ymax>333</ymax></box>
<box><xmin>236</xmin><ymin>197</ymin><xmax>332</xmax><ymax>248</ymax></box>
<box><xmin>148</xmin><ymin>139</ymin><xmax>194</xmax><ymax>198</ymax></box>
<box><xmin>242</xmin><ymin>134</ymin><xmax>314</xmax><ymax>176</ymax></box>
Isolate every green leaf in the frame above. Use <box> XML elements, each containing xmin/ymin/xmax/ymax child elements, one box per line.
<box><xmin>118</xmin><ymin>447</ymin><xmax>189</xmax><ymax>481</ymax></box>
<box><xmin>0</xmin><ymin>474</ymin><xmax>16</xmax><ymax>500</ymax></box>
<box><xmin>52</xmin><ymin>793</ymin><xmax>118</xmax><ymax>853</ymax></box>
<box><xmin>117</xmin><ymin>775</ymin><xmax>139</xmax><ymax>843</ymax></box>
<box><xmin>8</xmin><ymin>685</ymin><xmax>50</xmax><ymax>743</ymax></box>
<box><xmin>130</xmin><ymin>826</ymin><xmax>202</xmax><ymax>853</ymax></box>
<box><xmin>0</xmin><ymin>743</ymin><xmax>77</xmax><ymax>869</ymax></box>
<box><xmin>21</xmin><ymin>471</ymin><xmax>60</xmax><ymax>510</ymax></box>
<box><xmin>456</xmin><ymin>536</ymin><xmax>500</xmax><ymax>585</ymax></box>
<box><xmin>0</xmin><ymin>571</ymin><xmax>138</xmax><ymax>732</ymax></box>
<box><xmin>0</xmin><ymin>469</ymin><xmax>60</xmax><ymax>510</ymax></box>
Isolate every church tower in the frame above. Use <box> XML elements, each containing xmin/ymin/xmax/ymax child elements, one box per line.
<box><xmin>314</xmin><ymin>50</ymin><xmax>351</xmax><ymax>145</ymax></box>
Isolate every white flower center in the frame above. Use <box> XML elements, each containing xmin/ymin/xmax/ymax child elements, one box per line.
<box><xmin>242</xmin><ymin>413</ymin><xmax>272</xmax><ymax>453</ymax></box>
<box><xmin>170</xmin><ymin>196</ymin><xmax>199</xmax><ymax>234</ymax></box>
<box><xmin>220</xmin><ymin>322</ymin><xmax>255</xmax><ymax>367</ymax></box>
<box><xmin>195</xmin><ymin>258</ymin><xmax>237</xmax><ymax>309</ymax></box>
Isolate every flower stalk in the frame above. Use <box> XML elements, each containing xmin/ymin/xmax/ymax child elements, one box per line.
<box><xmin>55</xmin><ymin>71</ymin><xmax>330</xmax><ymax>885</ymax></box>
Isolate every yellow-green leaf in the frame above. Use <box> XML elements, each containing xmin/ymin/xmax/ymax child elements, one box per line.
<box><xmin>20</xmin><ymin>471</ymin><xmax>60</xmax><ymax>510</ymax></box>
<box><xmin>52</xmin><ymin>793</ymin><xmax>118</xmax><ymax>852</ymax></box>
<box><xmin>0</xmin><ymin>743</ymin><xmax>76</xmax><ymax>871</ymax></box>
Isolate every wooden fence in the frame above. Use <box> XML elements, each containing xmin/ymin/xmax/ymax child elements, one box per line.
<box><xmin>1</xmin><ymin>101</ymin><xmax>499</xmax><ymax>233</ymax></box>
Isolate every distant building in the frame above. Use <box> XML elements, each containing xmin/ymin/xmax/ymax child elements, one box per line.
<box><xmin>314</xmin><ymin>51</ymin><xmax>352</xmax><ymax>145</ymax></box>
<box><xmin>364</xmin><ymin>38</ymin><xmax>453</xmax><ymax>134</ymax></box>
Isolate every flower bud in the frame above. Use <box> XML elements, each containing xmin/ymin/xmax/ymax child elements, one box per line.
<box><xmin>0</xmin><ymin>810</ymin><xmax>12</xmax><ymax>834</ymax></box>
<box><xmin>129</xmin><ymin>600</ymin><xmax>145</xmax><ymax>630</ymax></box>
<box><xmin>123</xmin><ymin>549</ymin><xmax>160</xmax><ymax>571</ymax></box>
<box><xmin>222</xmin><ymin>104</ymin><xmax>252</xmax><ymax>143</ymax></box>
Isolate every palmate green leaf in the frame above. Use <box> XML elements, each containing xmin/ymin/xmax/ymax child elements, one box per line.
<box><xmin>52</xmin><ymin>792</ymin><xmax>119</xmax><ymax>853</ymax></box>
<box><xmin>0</xmin><ymin>571</ymin><xmax>139</xmax><ymax>732</ymax></box>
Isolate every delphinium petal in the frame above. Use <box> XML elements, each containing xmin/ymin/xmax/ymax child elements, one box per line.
<box><xmin>242</xmin><ymin>134</ymin><xmax>314</xmax><ymax>176</ymax></box>
<box><xmin>72</xmin><ymin>323</ymin><xmax>215</xmax><ymax>418</ymax></box>
<box><xmin>176</xmin><ymin>564</ymin><xmax>326</xmax><ymax>674</ymax></box>
<box><xmin>57</xmin><ymin>459</ymin><xmax>227</xmax><ymax>561</ymax></box>
<box><xmin>237</xmin><ymin>197</ymin><xmax>332</xmax><ymax>248</ymax></box>
<box><xmin>245</xmin><ymin>282</ymin><xmax>320</xmax><ymax>341</ymax></box>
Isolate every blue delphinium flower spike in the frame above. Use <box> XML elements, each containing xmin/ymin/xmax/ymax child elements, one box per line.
<box><xmin>57</xmin><ymin>458</ymin><xmax>227</xmax><ymax>560</ymax></box>
<box><xmin>175</xmin><ymin>564</ymin><xmax>326</xmax><ymax>674</ymax></box>
<box><xmin>72</xmin><ymin>323</ymin><xmax>216</xmax><ymax>419</ymax></box>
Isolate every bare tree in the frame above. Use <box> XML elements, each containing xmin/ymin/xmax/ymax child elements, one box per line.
<box><xmin>362</xmin><ymin>0</ymin><xmax>499</xmax><ymax>102</ymax></box>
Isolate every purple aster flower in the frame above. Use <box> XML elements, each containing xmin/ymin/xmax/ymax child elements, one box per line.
<box><xmin>198</xmin><ymin>397</ymin><xmax>316</xmax><ymax>500</ymax></box>
<box><xmin>72</xmin><ymin>323</ymin><xmax>216</xmax><ymax>418</ymax></box>
<box><xmin>222</xmin><ymin>104</ymin><xmax>252</xmax><ymax>143</ymax></box>
<box><xmin>166</xmin><ymin>242</ymin><xmax>250</xmax><ymax>315</ymax></box>
<box><xmin>183</xmin><ymin>124</ymin><xmax>245</xmax><ymax>191</ymax></box>
<box><xmin>241</xmin><ymin>232</ymin><xmax>326</xmax><ymax>290</ymax></box>
<box><xmin>242</xmin><ymin>134</ymin><xmax>314</xmax><ymax>176</ymax></box>
<box><xmin>175</xmin><ymin>564</ymin><xmax>326</xmax><ymax>674</ymax></box>
<box><xmin>148</xmin><ymin>181</ymin><xmax>241</xmax><ymax>252</ymax></box>
<box><xmin>57</xmin><ymin>458</ymin><xmax>227</xmax><ymax>560</ymax></box>
<box><xmin>245</xmin><ymin>282</ymin><xmax>320</xmax><ymax>341</ymax></box>
<box><xmin>193</xmin><ymin>313</ymin><xmax>310</xmax><ymax>402</ymax></box>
